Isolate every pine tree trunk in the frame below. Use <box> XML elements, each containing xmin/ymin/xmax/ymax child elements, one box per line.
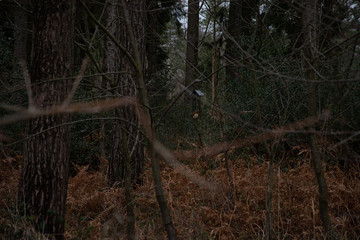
<box><xmin>81</xmin><ymin>1</ymin><xmax>178</xmax><ymax>237</ymax></box>
<box><xmin>225</xmin><ymin>0</ymin><xmax>242</xmax><ymax>81</ymax></box>
<box><xmin>118</xmin><ymin>0</ymin><xmax>145</xmax><ymax>185</ymax></box>
<box><xmin>105</xmin><ymin>0</ymin><xmax>145</xmax><ymax>187</ymax></box>
<box><xmin>146</xmin><ymin>0</ymin><xmax>160</xmax><ymax>93</ymax></box>
<box><xmin>184</xmin><ymin>0</ymin><xmax>199</xmax><ymax>108</ymax></box>
<box><xmin>211</xmin><ymin>1</ymin><xmax>218</xmax><ymax>105</ymax></box>
<box><xmin>121</xmin><ymin>0</ymin><xmax>178</xmax><ymax>237</ymax></box>
<box><xmin>17</xmin><ymin>1</ymin><xmax>75</xmax><ymax>239</ymax></box>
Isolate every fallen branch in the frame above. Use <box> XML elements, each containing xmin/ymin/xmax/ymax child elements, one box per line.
<box><xmin>175</xmin><ymin>110</ymin><xmax>330</xmax><ymax>160</ymax></box>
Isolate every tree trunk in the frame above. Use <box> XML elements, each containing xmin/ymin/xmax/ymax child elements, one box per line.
<box><xmin>145</xmin><ymin>0</ymin><xmax>160</xmax><ymax>92</ymax></box>
<box><xmin>17</xmin><ymin>1</ymin><xmax>75</xmax><ymax>239</ymax></box>
<box><xmin>121</xmin><ymin>0</ymin><xmax>178</xmax><ymax>237</ymax></box>
<box><xmin>184</xmin><ymin>0</ymin><xmax>199</xmax><ymax>108</ymax></box>
<box><xmin>118</xmin><ymin>0</ymin><xmax>145</xmax><ymax>184</ymax></box>
<box><xmin>104</xmin><ymin>0</ymin><xmax>122</xmax><ymax>185</ymax></box>
<box><xmin>301</xmin><ymin>1</ymin><xmax>336</xmax><ymax>237</ymax></box>
<box><xmin>211</xmin><ymin>0</ymin><xmax>218</xmax><ymax>105</ymax></box>
<box><xmin>225</xmin><ymin>0</ymin><xmax>242</xmax><ymax>81</ymax></box>
<box><xmin>105</xmin><ymin>0</ymin><xmax>145</xmax><ymax>186</ymax></box>
<box><xmin>13</xmin><ymin>0</ymin><xmax>28</xmax><ymax>63</ymax></box>
<box><xmin>225</xmin><ymin>0</ymin><xmax>259</xmax><ymax>80</ymax></box>
<box><xmin>81</xmin><ymin>1</ymin><xmax>178</xmax><ymax>237</ymax></box>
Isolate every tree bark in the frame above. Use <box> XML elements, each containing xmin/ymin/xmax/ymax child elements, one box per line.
<box><xmin>17</xmin><ymin>1</ymin><xmax>75</xmax><ymax>239</ymax></box>
<box><xmin>121</xmin><ymin>0</ymin><xmax>178</xmax><ymax>238</ymax></box>
<box><xmin>184</xmin><ymin>0</ymin><xmax>199</xmax><ymax>108</ymax></box>
<box><xmin>225</xmin><ymin>0</ymin><xmax>243</xmax><ymax>81</ymax></box>
<box><xmin>145</xmin><ymin>0</ymin><xmax>160</xmax><ymax>93</ymax></box>
<box><xmin>211</xmin><ymin>0</ymin><xmax>218</xmax><ymax>105</ymax></box>
<box><xmin>104</xmin><ymin>0</ymin><xmax>145</xmax><ymax>186</ymax></box>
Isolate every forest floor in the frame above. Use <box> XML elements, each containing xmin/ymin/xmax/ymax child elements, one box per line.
<box><xmin>0</xmin><ymin>149</ymin><xmax>359</xmax><ymax>239</ymax></box>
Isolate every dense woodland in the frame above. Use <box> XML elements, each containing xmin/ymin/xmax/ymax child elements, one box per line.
<box><xmin>0</xmin><ymin>0</ymin><xmax>359</xmax><ymax>239</ymax></box>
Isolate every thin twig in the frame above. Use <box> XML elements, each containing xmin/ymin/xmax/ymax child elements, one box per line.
<box><xmin>330</xmin><ymin>130</ymin><xmax>360</xmax><ymax>149</ymax></box>
<box><xmin>62</xmin><ymin>58</ymin><xmax>88</xmax><ymax>107</ymax></box>
<box><xmin>19</xmin><ymin>60</ymin><xmax>34</xmax><ymax>110</ymax></box>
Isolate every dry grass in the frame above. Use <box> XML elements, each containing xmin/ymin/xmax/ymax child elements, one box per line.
<box><xmin>0</xmin><ymin>152</ymin><xmax>359</xmax><ymax>239</ymax></box>
<box><xmin>65</xmin><ymin>153</ymin><xmax>360</xmax><ymax>239</ymax></box>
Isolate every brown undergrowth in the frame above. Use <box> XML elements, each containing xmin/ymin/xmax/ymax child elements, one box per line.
<box><xmin>0</xmin><ymin>153</ymin><xmax>359</xmax><ymax>239</ymax></box>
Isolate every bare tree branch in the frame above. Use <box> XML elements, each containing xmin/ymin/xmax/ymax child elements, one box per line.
<box><xmin>19</xmin><ymin>60</ymin><xmax>34</xmax><ymax>109</ymax></box>
<box><xmin>62</xmin><ymin>58</ymin><xmax>88</xmax><ymax>107</ymax></box>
